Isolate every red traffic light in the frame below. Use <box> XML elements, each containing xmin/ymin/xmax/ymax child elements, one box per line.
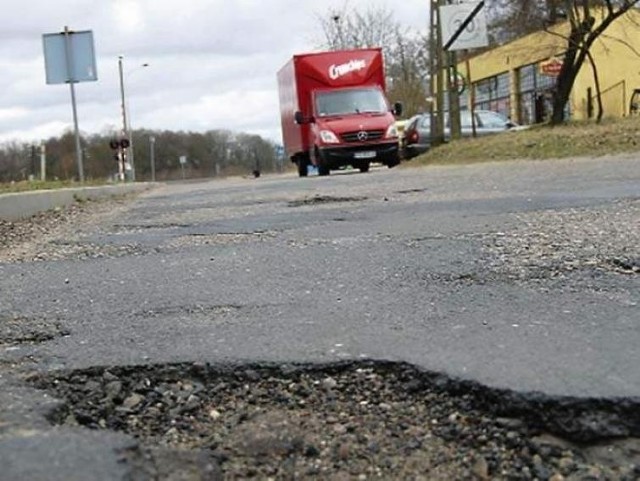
<box><xmin>109</xmin><ymin>138</ymin><xmax>130</xmax><ymax>149</ymax></box>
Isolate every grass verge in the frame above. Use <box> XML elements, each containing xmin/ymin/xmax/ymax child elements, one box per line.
<box><xmin>408</xmin><ymin>115</ymin><xmax>640</xmax><ymax>165</ymax></box>
<box><xmin>0</xmin><ymin>179</ymin><xmax>107</xmax><ymax>195</ymax></box>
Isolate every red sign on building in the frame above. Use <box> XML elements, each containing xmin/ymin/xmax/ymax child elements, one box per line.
<box><xmin>540</xmin><ymin>58</ymin><xmax>563</xmax><ymax>76</ymax></box>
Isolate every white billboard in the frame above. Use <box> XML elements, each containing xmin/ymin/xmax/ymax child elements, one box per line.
<box><xmin>440</xmin><ymin>2</ymin><xmax>489</xmax><ymax>51</ymax></box>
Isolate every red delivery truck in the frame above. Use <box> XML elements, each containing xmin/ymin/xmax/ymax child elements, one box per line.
<box><xmin>277</xmin><ymin>48</ymin><xmax>402</xmax><ymax>177</ymax></box>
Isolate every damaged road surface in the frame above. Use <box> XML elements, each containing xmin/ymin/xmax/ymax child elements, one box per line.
<box><xmin>0</xmin><ymin>157</ymin><xmax>639</xmax><ymax>480</ymax></box>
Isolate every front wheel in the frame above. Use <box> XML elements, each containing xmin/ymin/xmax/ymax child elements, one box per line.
<box><xmin>318</xmin><ymin>165</ymin><xmax>330</xmax><ymax>176</ymax></box>
<box><xmin>358</xmin><ymin>161</ymin><xmax>370</xmax><ymax>173</ymax></box>
<box><xmin>297</xmin><ymin>160</ymin><xmax>308</xmax><ymax>177</ymax></box>
<box><xmin>386</xmin><ymin>157</ymin><xmax>400</xmax><ymax>168</ymax></box>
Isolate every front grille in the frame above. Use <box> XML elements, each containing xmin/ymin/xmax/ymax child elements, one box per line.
<box><xmin>341</xmin><ymin>130</ymin><xmax>385</xmax><ymax>143</ymax></box>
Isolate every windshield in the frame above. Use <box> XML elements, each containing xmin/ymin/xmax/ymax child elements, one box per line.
<box><xmin>477</xmin><ymin>111</ymin><xmax>510</xmax><ymax>128</ymax></box>
<box><xmin>315</xmin><ymin>88</ymin><xmax>388</xmax><ymax>117</ymax></box>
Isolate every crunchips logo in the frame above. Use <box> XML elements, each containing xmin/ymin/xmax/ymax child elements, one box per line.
<box><xmin>328</xmin><ymin>59</ymin><xmax>367</xmax><ymax>80</ymax></box>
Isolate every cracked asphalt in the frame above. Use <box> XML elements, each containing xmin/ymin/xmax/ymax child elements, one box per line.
<box><xmin>0</xmin><ymin>155</ymin><xmax>639</xmax><ymax>479</ymax></box>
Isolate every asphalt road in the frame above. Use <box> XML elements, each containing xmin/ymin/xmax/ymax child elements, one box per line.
<box><xmin>2</xmin><ymin>156</ymin><xmax>639</xmax><ymax>397</ymax></box>
<box><xmin>0</xmin><ymin>156</ymin><xmax>639</xmax><ymax>480</ymax></box>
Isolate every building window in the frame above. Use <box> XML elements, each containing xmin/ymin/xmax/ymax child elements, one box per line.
<box><xmin>517</xmin><ymin>59</ymin><xmax>570</xmax><ymax>124</ymax></box>
<box><xmin>472</xmin><ymin>72</ymin><xmax>511</xmax><ymax>119</ymax></box>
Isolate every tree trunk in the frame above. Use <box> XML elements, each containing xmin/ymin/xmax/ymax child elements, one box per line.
<box><xmin>586</xmin><ymin>51</ymin><xmax>604</xmax><ymax>122</ymax></box>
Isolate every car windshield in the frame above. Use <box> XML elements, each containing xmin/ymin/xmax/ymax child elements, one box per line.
<box><xmin>315</xmin><ymin>88</ymin><xmax>388</xmax><ymax>116</ymax></box>
<box><xmin>477</xmin><ymin>111</ymin><xmax>510</xmax><ymax>128</ymax></box>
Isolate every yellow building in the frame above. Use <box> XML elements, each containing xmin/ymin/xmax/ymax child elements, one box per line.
<box><xmin>458</xmin><ymin>8</ymin><xmax>640</xmax><ymax>125</ymax></box>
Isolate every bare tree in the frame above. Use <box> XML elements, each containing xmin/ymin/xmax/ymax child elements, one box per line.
<box><xmin>549</xmin><ymin>0</ymin><xmax>640</xmax><ymax>124</ymax></box>
<box><xmin>318</xmin><ymin>4</ymin><xmax>397</xmax><ymax>51</ymax></box>
<box><xmin>317</xmin><ymin>4</ymin><xmax>430</xmax><ymax>116</ymax></box>
<box><xmin>487</xmin><ymin>0</ymin><xmax>640</xmax><ymax>124</ymax></box>
<box><xmin>487</xmin><ymin>0</ymin><xmax>567</xmax><ymax>44</ymax></box>
<box><xmin>386</xmin><ymin>27</ymin><xmax>431</xmax><ymax>116</ymax></box>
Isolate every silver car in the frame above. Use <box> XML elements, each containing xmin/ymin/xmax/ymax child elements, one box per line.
<box><xmin>402</xmin><ymin>110</ymin><xmax>522</xmax><ymax>159</ymax></box>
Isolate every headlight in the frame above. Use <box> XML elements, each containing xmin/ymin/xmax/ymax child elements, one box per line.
<box><xmin>385</xmin><ymin>124</ymin><xmax>398</xmax><ymax>138</ymax></box>
<box><xmin>319</xmin><ymin>130</ymin><xmax>340</xmax><ymax>143</ymax></box>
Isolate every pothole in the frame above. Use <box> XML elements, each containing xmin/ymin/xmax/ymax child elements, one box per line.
<box><xmin>134</xmin><ymin>305</ymin><xmax>240</xmax><ymax>320</ymax></box>
<box><xmin>165</xmin><ymin>232</ymin><xmax>277</xmax><ymax>248</ymax></box>
<box><xmin>32</xmin><ymin>361</ymin><xmax>639</xmax><ymax>480</ymax></box>
<box><xmin>112</xmin><ymin>223</ymin><xmax>191</xmax><ymax>232</ymax></box>
<box><xmin>0</xmin><ymin>315</ymin><xmax>69</xmax><ymax>345</ymax></box>
<box><xmin>396</xmin><ymin>188</ymin><xmax>428</xmax><ymax>195</ymax></box>
<box><xmin>609</xmin><ymin>258</ymin><xmax>640</xmax><ymax>274</ymax></box>
<box><xmin>288</xmin><ymin>195</ymin><xmax>368</xmax><ymax>208</ymax></box>
<box><xmin>27</xmin><ymin>240</ymin><xmax>147</xmax><ymax>262</ymax></box>
<box><xmin>476</xmin><ymin>200</ymin><xmax>640</xmax><ymax>286</ymax></box>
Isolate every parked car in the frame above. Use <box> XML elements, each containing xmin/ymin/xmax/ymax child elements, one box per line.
<box><xmin>402</xmin><ymin>110</ymin><xmax>523</xmax><ymax>159</ymax></box>
<box><xmin>401</xmin><ymin>114</ymin><xmax>428</xmax><ymax>159</ymax></box>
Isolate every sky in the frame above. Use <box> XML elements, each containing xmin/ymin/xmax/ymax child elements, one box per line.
<box><xmin>0</xmin><ymin>1</ymin><xmax>430</xmax><ymax>146</ymax></box>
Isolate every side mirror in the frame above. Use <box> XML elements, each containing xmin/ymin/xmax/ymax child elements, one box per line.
<box><xmin>393</xmin><ymin>102</ymin><xmax>403</xmax><ymax>117</ymax></box>
<box><xmin>295</xmin><ymin>111</ymin><xmax>314</xmax><ymax>124</ymax></box>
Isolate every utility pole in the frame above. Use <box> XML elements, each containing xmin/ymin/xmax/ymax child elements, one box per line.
<box><xmin>430</xmin><ymin>0</ymin><xmax>446</xmax><ymax>146</ymax></box>
<box><xmin>118</xmin><ymin>55</ymin><xmax>129</xmax><ymax>181</ymax></box>
<box><xmin>448</xmin><ymin>48</ymin><xmax>462</xmax><ymax>140</ymax></box>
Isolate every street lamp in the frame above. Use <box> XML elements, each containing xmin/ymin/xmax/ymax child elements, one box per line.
<box><xmin>332</xmin><ymin>14</ymin><xmax>344</xmax><ymax>50</ymax></box>
<box><xmin>118</xmin><ymin>55</ymin><xmax>149</xmax><ymax>182</ymax></box>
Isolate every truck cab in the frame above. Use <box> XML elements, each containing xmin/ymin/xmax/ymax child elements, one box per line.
<box><xmin>295</xmin><ymin>86</ymin><xmax>402</xmax><ymax>175</ymax></box>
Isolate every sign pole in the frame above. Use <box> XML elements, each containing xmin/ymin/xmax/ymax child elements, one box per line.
<box><xmin>40</xmin><ymin>142</ymin><xmax>46</xmax><ymax>181</ymax></box>
<box><xmin>435</xmin><ymin>0</ymin><xmax>446</xmax><ymax>146</ymax></box>
<box><xmin>63</xmin><ymin>26</ymin><xmax>84</xmax><ymax>183</ymax></box>
<box><xmin>449</xmin><ymin>49</ymin><xmax>461</xmax><ymax>140</ymax></box>
<box><xmin>466</xmin><ymin>54</ymin><xmax>477</xmax><ymax>137</ymax></box>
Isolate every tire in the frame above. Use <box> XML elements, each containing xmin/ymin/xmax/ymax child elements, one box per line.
<box><xmin>387</xmin><ymin>156</ymin><xmax>400</xmax><ymax>168</ymax></box>
<box><xmin>358</xmin><ymin>161</ymin><xmax>370</xmax><ymax>173</ymax></box>
<box><xmin>297</xmin><ymin>159</ymin><xmax>308</xmax><ymax>177</ymax></box>
<box><xmin>314</xmin><ymin>147</ymin><xmax>330</xmax><ymax>176</ymax></box>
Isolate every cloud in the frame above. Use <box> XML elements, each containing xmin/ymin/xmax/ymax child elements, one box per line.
<box><xmin>0</xmin><ymin>0</ymin><xmax>429</xmax><ymax>145</ymax></box>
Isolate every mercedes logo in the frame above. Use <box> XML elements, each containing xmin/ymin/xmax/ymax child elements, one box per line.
<box><xmin>357</xmin><ymin>131</ymin><xmax>368</xmax><ymax>141</ymax></box>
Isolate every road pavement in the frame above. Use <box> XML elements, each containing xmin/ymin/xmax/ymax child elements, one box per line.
<box><xmin>0</xmin><ymin>155</ymin><xmax>638</xmax><ymax>479</ymax></box>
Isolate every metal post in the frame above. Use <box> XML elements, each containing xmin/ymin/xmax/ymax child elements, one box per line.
<box><xmin>429</xmin><ymin>0</ymin><xmax>437</xmax><ymax>140</ymax></box>
<box><xmin>333</xmin><ymin>15</ymin><xmax>344</xmax><ymax>50</ymax></box>
<box><xmin>435</xmin><ymin>0</ymin><xmax>446</xmax><ymax>145</ymax></box>
<box><xmin>466</xmin><ymin>55</ymin><xmax>477</xmax><ymax>137</ymax></box>
<box><xmin>149</xmin><ymin>136</ymin><xmax>156</xmax><ymax>182</ymax></box>
<box><xmin>448</xmin><ymin>50</ymin><xmax>461</xmax><ymax>140</ymax></box>
<box><xmin>40</xmin><ymin>142</ymin><xmax>46</xmax><ymax>181</ymax></box>
<box><xmin>118</xmin><ymin>55</ymin><xmax>129</xmax><ymax>181</ymax></box>
<box><xmin>64</xmin><ymin>26</ymin><xmax>84</xmax><ymax>182</ymax></box>
<box><xmin>128</xmin><ymin>113</ymin><xmax>136</xmax><ymax>182</ymax></box>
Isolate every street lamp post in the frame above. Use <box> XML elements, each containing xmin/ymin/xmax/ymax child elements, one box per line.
<box><xmin>117</xmin><ymin>55</ymin><xmax>128</xmax><ymax>180</ymax></box>
<box><xmin>118</xmin><ymin>55</ymin><xmax>149</xmax><ymax>182</ymax></box>
<box><xmin>332</xmin><ymin>15</ymin><xmax>344</xmax><ymax>50</ymax></box>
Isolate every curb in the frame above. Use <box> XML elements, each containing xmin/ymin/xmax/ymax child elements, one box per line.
<box><xmin>0</xmin><ymin>183</ymin><xmax>156</xmax><ymax>221</ymax></box>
